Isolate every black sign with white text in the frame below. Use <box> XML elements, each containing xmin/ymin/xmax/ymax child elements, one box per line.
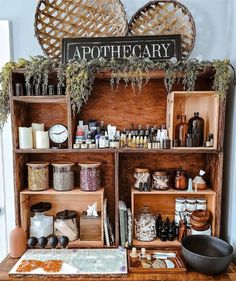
<box><xmin>62</xmin><ymin>35</ymin><xmax>182</xmax><ymax>63</ymax></box>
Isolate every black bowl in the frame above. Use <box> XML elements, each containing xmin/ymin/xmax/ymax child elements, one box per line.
<box><xmin>182</xmin><ymin>235</ymin><xmax>233</xmax><ymax>275</ymax></box>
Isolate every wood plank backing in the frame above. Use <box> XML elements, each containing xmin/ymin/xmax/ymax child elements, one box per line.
<box><xmin>119</xmin><ymin>153</ymin><xmax>206</xmax><ymax>205</ymax></box>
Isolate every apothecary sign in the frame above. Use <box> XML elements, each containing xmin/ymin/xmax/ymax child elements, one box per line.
<box><xmin>62</xmin><ymin>35</ymin><xmax>181</xmax><ymax>63</ymax></box>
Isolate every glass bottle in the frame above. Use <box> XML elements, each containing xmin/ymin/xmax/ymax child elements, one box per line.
<box><xmin>188</xmin><ymin>112</ymin><xmax>204</xmax><ymax>146</ymax></box>
<box><xmin>175</xmin><ymin>167</ymin><xmax>188</xmax><ymax>190</ymax></box>
<box><xmin>175</xmin><ymin>115</ymin><xmax>188</xmax><ymax>147</ymax></box>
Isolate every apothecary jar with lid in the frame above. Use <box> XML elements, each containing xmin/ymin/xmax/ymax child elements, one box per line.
<box><xmin>134</xmin><ymin>206</ymin><xmax>156</xmax><ymax>242</ymax></box>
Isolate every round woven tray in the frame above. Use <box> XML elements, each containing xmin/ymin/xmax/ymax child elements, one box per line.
<box><xmin>35</xmin><ymin>0</ymin><xmax>128</xmax><ymax>59</ymax></box>
<box><xmin>128</xmin><ymin>0</ymin><xmax>196</xmax><ymax>59</ymax></box>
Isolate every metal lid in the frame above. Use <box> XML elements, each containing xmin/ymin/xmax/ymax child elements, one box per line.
<box><xmin>52</xmin><ymin>162</ymin><xmax>75</xmax><ymax>168</ymax></box>
<box><xmin>27</xmin><ymin>161</ymin><xmax>50</xmax><ymax>167</ymax></box>
<box><xmin>196</xmin><ymin>198</ymin><xmax>207</xmax><ymax>203</ymax></box>
<box><xmin>175</xmin><ymin>197</ymin><xmax>186</xmax><ymax>203</ymax></box>
<box><xmin>56</xmin><ymin>209</ymin><xmax>77</xmax><ymax>220</ymax></box>
<box><xmin>30</xmin><ymin>202</ymin><xmax>52</xmax><ymax>213</ymax></box>
<box><xmin>134</xmin><ymin>168</ymin><xmax>150</xmax><ymax>173</ymax></box>
<box><xmin>153</xmin><ymin>170</ymin><xmax>168</xmax><ymax>176</ymax></box>
<box><xmin>78</xmin><ymin>162</ymin><xmax>101</xmax><ymax>168</ymax></box>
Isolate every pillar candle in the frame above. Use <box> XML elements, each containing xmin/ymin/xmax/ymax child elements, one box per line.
<box><xmin>32</xmin><ymin>123</ymin><xmax>44</xmax><ymax>148</ymax></box>
<box><xmin>18</xmin><ymin>127</ymin><xmax>33</xmax><ymax>149</ymax></box>
<box><xmin>35</xmin><ymin>131</ymin><xmax>49</xmax><ymax>149</ymax></box>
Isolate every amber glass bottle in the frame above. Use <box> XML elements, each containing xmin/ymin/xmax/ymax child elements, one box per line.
<box><xmin>188</xmin><ymin>112</ymin><xmax>204</xmax><ymax>146</ymax></box>
<box><xmin>175</xmin><ymin>115</ymin><xmax>188</xmax><ymax>147</ymax></box>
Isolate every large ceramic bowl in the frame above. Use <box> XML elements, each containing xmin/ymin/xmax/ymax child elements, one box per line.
<box><xmin>182</xmin><ymin>235</ymin><xmax>233</xmax><ymax>274</ymax></box>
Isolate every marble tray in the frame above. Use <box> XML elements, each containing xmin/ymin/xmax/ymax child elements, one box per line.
<box><xmin>10</xmin><ymin>248</ymin><xmax>127</xmax><ymax>277</ymax></box>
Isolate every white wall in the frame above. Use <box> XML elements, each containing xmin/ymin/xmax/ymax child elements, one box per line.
<box><xmin>0</xmin><ymin>20</ymin><xmax>14</xmax><ymax>262</ymax></box>
<box><xmin>0</xmin><ymin>0</ymin><xmax>235</xmax><ymax>259</ymax></box>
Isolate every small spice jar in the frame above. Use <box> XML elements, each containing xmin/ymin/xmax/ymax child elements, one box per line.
<box><xmin>54</xmin><ymin>209</ymin><xmax>79</xmax><ymax>241</ymax></box>
<box><xmin>175</xmin><ymin>197</ymin><xmax>186</xmax><ymax>212</ymax></box>
<box><xmin>152</xmin><ymin>171</ymin><xmax>169</xmax><ymax>190</ymax></box>
<box><xmin>27</xmin><ymin>162</ymin><xmax>49</xmax><ymax>191</ymax></box>
<box><xmin>186</xmin><ymin>198</ymin><xmax>197</xmax><ymax>212</ymax></box>
<box><xmin>175</xmin><ymin>167</ymin><xmax>188</xmax><ymax>190</ymax></box>
<box><xmin>196</xmin><ymin>198</ymin><xmax>207</xmax><ymax>210</ymax></box>
<box><xmin>79</xmin><ymin>162</ymin><xmax>101</xmax><ymax>191</ymax></box>
<box><xmin>134</xmin><ymin>168</ymin><xmax>150</xmax><ymax>190</ymax></box>
<box><xmin>135</xmin><ymin>206</ymin><xmax>156</xmax><ymax>242</ymax></box>
<box><xmin>52</xmin><ymin>162</ymin><xmax>75</xmax><ymax>191</ymax></box>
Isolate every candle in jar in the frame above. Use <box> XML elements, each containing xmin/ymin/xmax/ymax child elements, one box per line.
<box><xmin>35</xmin><ymin>131</ymin><xmax>49</xmax><ymax>149</ymax></box>
<box><xmin>32</xmin><ymin>123</ymin><xmax>44</xmax><ymax>148</ymax></box>
<box><xmin>18</xmin><ymin>127</ymin><xmax>33</xmax><ymax>149</ymax></box>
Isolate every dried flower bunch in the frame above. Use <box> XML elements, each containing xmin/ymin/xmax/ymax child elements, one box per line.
<box><xmin>0</xmin><ymin>56</ymin><xmax>231</xmax><ymax>129</ymax></box>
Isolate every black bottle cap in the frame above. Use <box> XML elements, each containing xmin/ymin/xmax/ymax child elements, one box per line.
<box><xmin>194</xmin><ymin>112</ymin><xmax>199</xmax><ymax>116</ymax></box>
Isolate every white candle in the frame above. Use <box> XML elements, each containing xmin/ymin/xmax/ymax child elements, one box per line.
<box><xmin>32</xmin><ymin>123</ymin><xmax>44</xmax><ymax>148</ymax></box>
<box><xmin>35</xmin><ymin>131</ymin><xmax>49</xmax><ymax>149</ymax></box>
<box><xmin>18</xmin><ymin>127</ymin><xmax>33</xmax><ymax>149</ymax></box>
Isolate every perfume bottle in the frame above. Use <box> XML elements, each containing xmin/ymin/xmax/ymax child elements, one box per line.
<box><xmin>175</xmin><ymin>115</ymin><xmax>188</xmax><ymax>147</ymax></box>
<box><xmin>188</xmin><ymin>112</ymin><xmax>204</xmax><ymax>146</ymax></box>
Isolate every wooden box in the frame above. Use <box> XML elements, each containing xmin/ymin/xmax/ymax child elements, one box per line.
<box><xmin>80</xmin><ymin>211</ymin><xmax>102</xmax><ymax>241</ymax></box>
<box><xmin>166</xmin><ymin>91</ymin><xmax>219</xmax><ymax>149</ymax></box>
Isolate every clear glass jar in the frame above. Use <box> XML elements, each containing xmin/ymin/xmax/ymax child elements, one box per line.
<box><xmin>52</xmin><ymin>162</ymin><xmax>75</xmax><ymax>191</ymax></box>
<box><xmin>186</xmin><ymin>198</ymin><xmax>197</xmax><ymax>212</ymax></box>
<box><xmin>196</xmin><ymin>198</ymin><xmax>207</xmax><ymax>210</ymax></box>
<box><xmin>79</xmin><ymin>162</ymin><xmax>101</xmax><ymax>191</ymax></box>
<box><xmin>135</xmin><ymin>206</ymin><xmax>156</xmax><ymax>242</ymax></box>
<box><xmin>30</xmin><ymin>202</ymin><xmax>53</xmax><ymax>238</ymax></box>
<box><xmin>175</xmin><ymin>197</ymin><xmax>186</xmax><ymax>212</ymax></box>
<box><xmin>54</xmin><ymin>209</ymin><xmax>78</xmax><ymax>241</ymax></box>
<box><xmin>134</xmin><ymin>168</ymin><xmax>150</xmax><ymax>190</ymax></box>
<box><xmin>27</xmin><ymin>162</ymin><xmax>49</xmax><ymax>191</ymax></box>
<box><xmin>152</xmin><ymin>171</ymin><xmax>169</xmax><ymax>190</ymax></box>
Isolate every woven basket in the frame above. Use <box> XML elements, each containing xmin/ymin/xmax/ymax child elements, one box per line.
<box><xmin>35</xmin><ymin>0</ymin><xmax>128</xmax><ymax>59</ymax></box>
<box><xmin>128</xmin><ymin>0</ymin><xmax>196</xmax><ymax>59</ymax></box>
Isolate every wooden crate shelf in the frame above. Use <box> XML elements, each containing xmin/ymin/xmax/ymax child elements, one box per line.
<box><xmin>9</xmin><ymin>67</ymin><xmax>226</xmax><ymax>252</ymax></box>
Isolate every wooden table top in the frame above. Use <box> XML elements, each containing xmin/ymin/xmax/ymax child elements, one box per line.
<box><xmin>0</xmin><ymin>255</ymin><xmax>236</xmax><ymax>281</ymax></box>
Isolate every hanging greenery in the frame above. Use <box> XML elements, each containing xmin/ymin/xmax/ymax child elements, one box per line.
<box><xmin>0</xmin><ymin>58</ymin><xmax>28</xmax><ymax>128</ymax></box>
<box><xmin>0</xmin><ymin>56</ymin><xmax>232</xmax><ymax>128</ymax></box>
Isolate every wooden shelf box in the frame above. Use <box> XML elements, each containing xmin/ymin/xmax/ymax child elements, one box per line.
<box><xmin>167</xmin><ymin>91</ymin><xmax>219</xmax><ymax>149</ymax></box>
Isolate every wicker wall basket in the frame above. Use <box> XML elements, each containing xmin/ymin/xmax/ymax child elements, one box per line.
<box><xmin>128</xmin><ymin>0</ymin><xmax>196</xmax><ymax>59</ymax></box>
<box><xmin>35</xmin><ymin>0</ymin><xmax>128</xmax><ymax>59</ymax></box>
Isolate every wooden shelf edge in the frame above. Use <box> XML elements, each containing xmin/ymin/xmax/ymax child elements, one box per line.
<box><xmin>14</xmin><ymin>148</ymin><xmax>222</xmax><ymax>154</ymax></box>
<box><xmin>132</xmin><ymin>238</ymin><xmax>181</xmax><ymax>248</ymax></box>
<box><xmin>20</xmin><ymin>187</ymin><xmax>105</xmax><ymax>195</ymax></box>
<box><xmin>131</xmin><ymin>188</ymin><xmax>216</xmax><ymax>195</ymax></box>
<box><xmin>12</xmin><ymin>95</ymin><xmax>67</xmax><ymax>104</ymax></box>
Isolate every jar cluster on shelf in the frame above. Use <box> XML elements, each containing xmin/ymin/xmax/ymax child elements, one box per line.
<box><xmin>26</xmin><ymin>161</ymin><xmax>101</xmax><ymax>192</ymax></box>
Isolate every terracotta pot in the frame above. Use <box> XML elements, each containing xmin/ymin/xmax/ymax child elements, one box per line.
<box><xmin>9</xmin><ymin>226</ymin><xmax>26</xmax><ymax>258</ymax></box>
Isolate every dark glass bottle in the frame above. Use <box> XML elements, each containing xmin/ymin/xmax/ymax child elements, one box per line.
<box><xmin>175</xmin><ymin>115</ymin><xmax>188</xmax><ymax>147</ymax></box>
<box><xmin>188</xmin><ymin>112</ymin><xmax>204</xmax><ymax>146</ymax></box>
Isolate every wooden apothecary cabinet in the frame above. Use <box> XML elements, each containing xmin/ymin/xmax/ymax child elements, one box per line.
<box><xmin>9</xmin><ymin>68</ymin><xmax>225</xmax><ymax>249</ymax></box>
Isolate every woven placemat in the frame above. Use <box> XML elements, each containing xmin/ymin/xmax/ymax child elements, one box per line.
<box><xmin>128</xmin><ymin>0</ymin><xmax>196</xmax><ymax>59</ymax></box>
<box><xmin>35</xmin><ymin>0</ymin><xmax>128</xmax><ymax>59</ymax></box>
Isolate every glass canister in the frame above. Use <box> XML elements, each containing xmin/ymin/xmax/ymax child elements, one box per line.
<box><xmin>134</xmin><ymin>206</ymin><xmax>156</xmax><ymax>242</ymax></box>
<box><xmin>186</xmin><ymin>198</ymin><xmax>197</xmax><ymax>212</ymax></box>
<box><xmin>152</xmin><ymin>170</ymin><xmax>169</xmax><ymax>190</ymax></box>
<box><xmin>27</xmin><ymin>162</ymin><xmax>49</xmax><ymax>191</ymax></box>
<box><xmin>78</xmin><ymin>162</ymin><xmax>101</xmax><ymax>191</ymax></box>
<box><xmin>196</xmin><ymin>198</ymin><xmax>207</xmax><ymax>210</ymax></box>
<box><xmin>54</xmin><ymin>209</ymin><xmax>79</xmax><ymax>242</ymax></box>
<box><xmin>30</xmin><ymin>202</ymin><xmax>53</xmax><ymax>238</ymax></box>
<box><xmin>52</xmin><ymin>162</ymin><xmax>75</xmax><ymax>191</ymax></box>
<box><xmin>134</xmin><ymin>168</ymin><xmax>150</xmax><ymax>190</ymax></box>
